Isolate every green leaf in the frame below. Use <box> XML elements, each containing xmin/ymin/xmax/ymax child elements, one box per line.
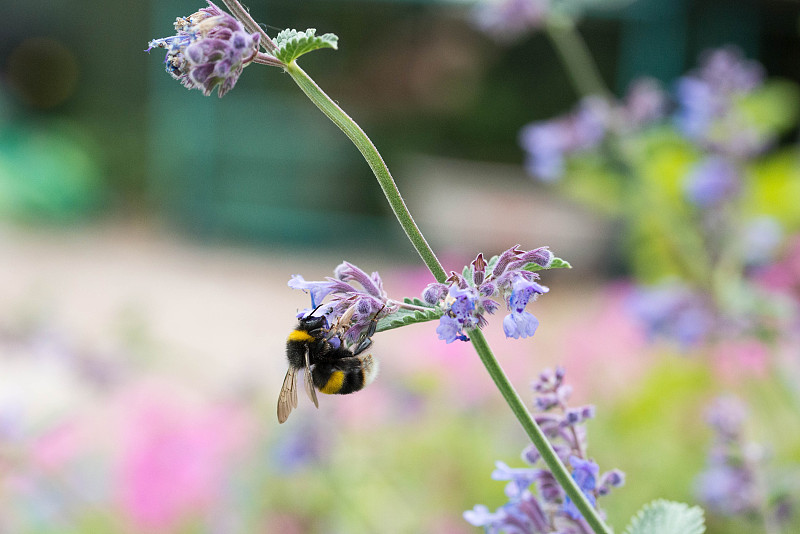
<box><xmin>624</xmin><ymin>500</ymin><xmax>705</xmax><ymax>534</ymax></box>
<box><xmin>485</xmin><ymin>254</ymin><xmax>499</xmax><ymax>274</ymax></box>
<box><xmin>376</xmin><ymin>298</ymin><xmax>442</xmax><ymax>333</ymax></box>
<box><xmin>274</xmin><ymin>28</ymin><xmax>338</xmax><ymax>64</ymax></box>
<box><xmin>461</xmin><ymin>264</ymin><xmax>472</xmax><ymax>284</ymax></box>
<box><xmin>524</xmin><ymin>256</ymin><xmax>572</xmax><ymax>272</ymax></box>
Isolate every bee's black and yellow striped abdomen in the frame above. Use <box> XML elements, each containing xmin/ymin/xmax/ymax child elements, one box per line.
<box><xmin>312</xmin><ymin>352</ymin><xmax>378</xmax><ymax>395</ymax></box>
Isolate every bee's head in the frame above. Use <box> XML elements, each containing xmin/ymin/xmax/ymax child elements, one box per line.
<box><xmin>299</xmin><ymin>313</ymin><xmax>328</xmax><ymax>332</ymax></box>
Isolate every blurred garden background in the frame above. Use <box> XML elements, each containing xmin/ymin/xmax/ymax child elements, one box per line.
<box><xmin>1</xmin><ymin>0</ymin><xmax>800</xmax><ymax>532</ymax></box>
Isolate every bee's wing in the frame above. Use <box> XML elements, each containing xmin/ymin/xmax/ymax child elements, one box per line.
<box><xmin>304</xmin><ymin>345</ymin><xmax>319</xmax><ymax>408</ymax></box>
<box><xmin>277</xmin><ymin>366</ymin><xmax>299</xmax><ymax>424</ymax></box>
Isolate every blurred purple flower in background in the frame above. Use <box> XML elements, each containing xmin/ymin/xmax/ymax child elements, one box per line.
<box><xmin>147</xmin><ymin>1</ymin><xmax>260</xmax><ymax>97</ymax></box>
<box><xmin>616</xmin><ymin>77</ymin><xmax>669</xmax><ymax>132</ymax></box>
<box><xmin>519</xmin><ymin>80</ymin><xmax>670</xmax><ymax>182</ymax></box>
<box><xmin>628</xmin><ymin>282</ymin><xmax>715</xmax><ymax>348</ymax></box>
<box><xmin>472</xmin><ymin>0</ymin><xmax>550</xmax><ymax>42</ymax></box>
<box><xmin>465</xmin><ymin>367</ymin><xmax>624</xmax><ymax>532</ymax></box>
<box><xmin>683</xmin><ymin>155</ymin><xmax>742</xmax><ymax>208</ymax></box>
<box><xmin>271</xmin><ymin>422</ymin><xmax>325</xmax><ymax>473</ymax></box>
<box><xmin>694</xmin><ymin>396</ymin><xmax>765</xmax><ymax>517</ymax></box>
<box><xmin>674</xmin><ymin>46</ymin><xmax>769</xmax><ymax>157</ymax></box>
<box><xmin>519</xmin><ymin>97</ymin><xmax>610</xmax><ymax>182</ymax></box>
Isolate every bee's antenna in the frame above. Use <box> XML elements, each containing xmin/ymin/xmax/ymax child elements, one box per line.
<box><xmin>306</xmin><ymin>303</ymin><xmax>325</xmax><ymax>317</ymax></box>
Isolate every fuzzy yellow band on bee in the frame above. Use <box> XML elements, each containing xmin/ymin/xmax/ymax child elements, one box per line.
<box><xmin>287</xmin><ymin>329</ymin><xmax>316</xmax><ymax>343</ymax></box>
<box><xmin>319</xmin><ymin>370</ymin><xmax>345</xmax><ymax>394</ymax></box>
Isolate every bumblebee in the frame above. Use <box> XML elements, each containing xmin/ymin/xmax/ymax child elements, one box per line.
<box><xmin>277</xmin><ymin>311</ymin><xmax>380</xmax><ymax>424</ymax></box>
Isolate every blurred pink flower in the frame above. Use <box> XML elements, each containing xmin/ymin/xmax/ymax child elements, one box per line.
<box><xmin>561</xmin><ymin>283</ymin><xmax>649</xmax><ymax>400</ymax></box>
<box><xmin>31</xmin><ymin>421</ymin><xmax>83</xmax><ymax>472</ymax></box>
<box><xmin>114</xmin><ymin>387</ymin><xmax>252</xmax><ymax>531</ymax></box>
<box><xmin>757</xmin><ymin>234</ymin><xmax>800</xmax><ymax>298</ymax></box>
<box><xmin>710</xmin><ymin>340</ymin><xmax>769</xmax><ymax>383</ymax></box>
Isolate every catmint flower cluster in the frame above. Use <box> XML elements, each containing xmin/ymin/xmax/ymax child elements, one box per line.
<box><xmin>464</xmin><ymin>367</ymin><xmax>624</xmax><ymax>532</ymax></box>
<box><xmin>147</xmin><ymin>1</ymin><xmax>260</xmax><ymax>97</ymax></box>
<box><xmin>288</xmin><ymin>262</ymin><xmax>394</xmax><ymax>343</ymax></box>
<box><xmin>683</xmin><ymin>155</ymin><xmax>742</xmax><ymax>209</ymax></box>
<box><xmin>422</xmin><ymin>246</ymin><xmax>553</xmax><ymax>343</ymax></box>
<box><xmin>628</xmin><ymin>282</ymin><xmax>716</xmax><ymax>349</ymax></box>
<box><xmin>693</xmin><ymin>396</ymin><xmax>767</xmax><ymax>518</ymax></box>
<box><xmin>519</xmin><ymin>80</ymin><xmax>667</xmax><ymax>181</ymax></box>
<box><xmin>675</xmin><ymin>46</ymin><xmax>767</xmax><ymax>158</ymax></box>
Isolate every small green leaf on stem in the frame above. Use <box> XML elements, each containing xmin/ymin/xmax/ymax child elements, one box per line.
<box><xmin>274</xmin><ymin>28</ymin><xmax>338</xmax><ymax>64</ymax></box>
<box><xmin>525</xmin><ymin>257</ymin><xmax>572</xmax><ymax>272</ymax></box>
<box><xmin>376</xmin><ymin>298</ymin><xmax>442</xmax><ymax>333</ymax></box>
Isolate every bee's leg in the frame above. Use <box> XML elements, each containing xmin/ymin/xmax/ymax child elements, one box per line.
<box><xmin>352</xmin><ymin>303</ymin><xmax>386</xmax><ymax>356</ymax></box>
<box><xmin>351</xmin><ymin>337</ymin><xmax>372</xmax><ymax>356</ymax></box>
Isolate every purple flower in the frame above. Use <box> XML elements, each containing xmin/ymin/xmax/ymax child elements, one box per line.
<box><xmin>492</xmin><ymin>461</ymin><xmax>540</xmax><ymax>499</ymax></box>
<box><xmin>503</xmin><ymin>276</ymin><xmax>548</xmax><ymax>339</ymax></box>
<box><xmin>472</xmin><ymin>0</ymin><xmax>550</xmax><ymax>42</ymax></box>
<box><xmin>427</xmin><ymin>245</ymin><xmax>553</xmax><ymax>342</ymax></box>
<box><xmin>694</xmin><ymin>395</ymin><xmax>766</xmax><ymax>518</ymax></box>
<box><xmin>619</xmin><ymin>77</ymin><xmax>668</xmax><ymax>130</ymax></box>
<box><xmin>562</xmin><ymin>456</ymin><xmax>599</xmax><ymax>520</ymax></box>
<box><xmin>288</xmin><ymin>261</ymin><xmax>394</xmax><ymax>343</ymax></box>
<box><xmin>705</xmin><ymin>395</ymin><xmax>747</xmax><ymax>443</ymax></box>
<box><xmin>519</xmin><ymin>120</ymin><xmax>571</xmax><ymax>181</ymax></box>
<box><xmin>502</xmin><ymin>312</ymin><xmax>539</xmax><ymax>339</ymax></box>
<box><xmin>422</xmin><ymin>282</ymin><xmax>448</xmax><ymax>305</ymax></box>
<box><xmin>271</xmin><ymin>422</ymin><xmax>324</xmax><ymax>473</ymax></box>
<box><xmin>463</xmin><ymin>504</ymin><xmax>504</xmax><ymax>531</ymax></box>
<box><xmin>628</xmin><ymin>282</ymin><xmax>715</xmax><ymax>348</ymax></box>
<box><xmin>695</xmin><ymin>462</ymin><xmax>758</xmax><ymax>516</ymax></box>
<box><xmin>519</xmin><ymin>97</ymin><xmax>610</xmax><ymax>182</ymax></box>
<box><xmin>435</xmin><ymin>286</ymin><xmax>481</xmax><ymax>343</ymax></box>
<box><xmin>674</xmin><ymin>47</ymin><xmax>769</xmax><ymax>157</ymax></box>
<box><xmin>466</xmin><ymin>367</ymin><xmax>623</xmax><ymax>532</ymax></box>
<box><xmin>597</xmin><ymin>470</ymin><xmax>625</xmax><ymax>496</ymax></box>
<box><xmin>287</xmin><ymin>274</ymin><xmax>337</xmax><ymax>308</ymax></box>
<box><xmin>684</xmin><ymin>156</ymin><xmax>742</xmax><ymax>208</ymax></box>
<box><xmin>147</xmin><ymin>1</ymin><xmax>260</xmax><ymax>97</ymax></box>
<box><xmin>436</xmin><ymin>314</ymin><xmax>469</xmax><ymax>344</ymax></box>
<box><xmin>569</xmin><ymin>456</ymin><xmax>598</xmax><ymax>492</ymax></box>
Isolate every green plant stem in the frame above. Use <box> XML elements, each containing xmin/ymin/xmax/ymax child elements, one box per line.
<box><xmin>469</xmin><ymin>329</ymin><xmax>613</xmax><ymax>534</ymax></box>
<box><xmin>286</xmin><ymin>58</ymin><xmax>613</xmax><ymax>534</ymax></box>
<box><xmin>220</xmin><ymin>0</ymin><xmax>277</xmax><ymax>53</ymax></box>
<box><xmin>284</xmin><ymin>61</ymin><xmax>447</xmax><ymax>283</ymax></box>
<box><xmin>544</xmin><ymin>16</ymin><xmax>611</xmax><ymax>99</ymax></box>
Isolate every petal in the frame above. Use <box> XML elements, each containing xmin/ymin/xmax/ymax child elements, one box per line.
<box><xmin>503</xmin><ymin>311</ymin><xmax>539</xmax><ymax>339</ymax></box>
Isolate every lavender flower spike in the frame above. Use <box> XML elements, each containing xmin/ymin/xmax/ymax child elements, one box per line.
<box><xmin>147</xmin><ymin>1</ymin><xmax>260</xmax><ymax>97</ymax></box>
<box><xmin>466</xmin><ymin>367</ymin><xmax>624</xmax><ymax>533</ymax></box>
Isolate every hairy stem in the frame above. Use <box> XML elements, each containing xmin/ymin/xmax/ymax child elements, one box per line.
<box><xmin>284</xmin><ymin>61</ymin><xmax>447</xmax><ymax>283</ymax></box>
<box><xmin>469</xmin><ymin>330</ymin><xmax>613</xmax><ymax>534</ymax></box>
<box><xmin>219</xmin><ymin>0</ymin><xmax>277</xmax><ymax>53</ymax></box>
